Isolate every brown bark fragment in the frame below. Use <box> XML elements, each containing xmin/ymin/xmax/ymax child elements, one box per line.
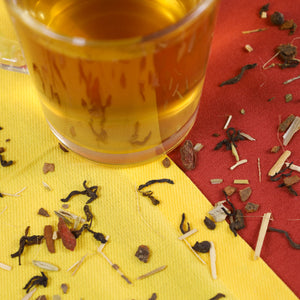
<box><xmin>239</xmin><ymin>186</ymin><xmax>252</xmax><ymax>202</ymax></box>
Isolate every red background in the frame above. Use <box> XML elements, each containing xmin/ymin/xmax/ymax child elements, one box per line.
<box><xmin>169</xmin><ymin>0</ymin><xmax>300</xmax><ymax>297</ymax></box>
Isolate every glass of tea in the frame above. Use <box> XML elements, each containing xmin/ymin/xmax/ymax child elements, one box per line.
<box><xmin>1</xmin><ymin>0</ymin><xmax>219</xmax><ymax>165</ymax></box>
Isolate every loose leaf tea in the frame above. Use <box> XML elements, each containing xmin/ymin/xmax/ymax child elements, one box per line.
<box><xmin>43</xmin><ymin>163</ymin><xmax>55</xmax><ymax>174</ymax></box>
<box><xmin>268</xmin><ymin>227</ymin><xmax>300</xmax><ymax>249</ymax></box>
<box><xmin>38</xmin><ymin>208</ymin><xmax>50</xmax><ymax>217</ymax></box>
<box><xmin>61</xmin><ymin>180</ymin><xmax>99</xmax><ymax>204</ymax></box>
<box><xmin>0</xmin><ymin>154</ymin><xmax>13</xmax><ymax>167</ymax></box>
<box><xmin>204</xmin><ymin>216</ymin><xmax>216</xmax><ymax>230</ymax></box>
<box><xmin>270</xmin><ymin>12</ymin><xmax>285</xmax><ymax>25</ymax></box>
<box><xmin>138</xmin><ymin>178</ymin><xmax>174</xmax><ymax>205</ymax></box>
<box><xmin>244</xmin><ymin>202</ymin><xmax>260</xmax><ymax>213</ymax></box>
<box><xmin>11</xmin><ymin>226</ymin><xmax>44</xmax><ymax>265</ymax></box>
<box><xmin>23</xmin><ymin>272</ymin><xmax>48</xmax><ymax>293</ymax></box>
<box><xmin>209</xmin><ymin>293</ymin><xmax>226</xmax><ymax>300</ymax></box>
<box><xmin>179</xmin><ymin>213</ymin><xmax>191</xmax><ymax>234</ymax></box>
<box><xmin>219</xmin><ymin>64</ymin><xmax>257</xmax><ymax>86</ymax></box>
<box><xmin>135</xmin><ymin>245</ymin><xmax>150</xmax><ymax>263</ymax></box>
<box><xmin>192</xmin><ymin>241</ymin><xmax>211</xmax><ymax>253</ymax></box>
<box><xmin>214</xmin><ymin>128</ymin><xmax>245</xmax><ymax>151</ymax></box>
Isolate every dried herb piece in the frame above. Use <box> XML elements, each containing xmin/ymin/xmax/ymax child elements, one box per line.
<box><xmin>138</xmin><ymin>179</ymin><xmax>174</xmax><ymax>205</ymax></box>
<box><xmin>268</xmin><ymin>227</ymin><xmax>300</xmax><ymax>249</ymax></box>
<box><xmin>229</xmin><ymin>210</ymin><xmax>245</xmax><ymax>235</ymax></box>
<box><xmin>259</xmin><ymin>3</ymin><xmax>269</xmax><ymax>17</ymax></box>
<box><xmin>219</xmin><ymin>64</ymin><xmax>257</xmax><ymax>86</ymax></box>
<box><xmin>285</xmin><ymin>94</ymin><xmax>293</xmax><ymax>103</ymax></box>
<box><xmin>280</xmin><ymin>20</ymin><xmax>297</xmax><ymax>34</ymax></box>
<box><xmin>224</xmin><ymin>186</ymin><xmax>236</xmax><ymax>196</ymax></box>
<box><xmin>179</xmin><ymin>213</ymin><xmax>190</xmax><ymax>234</ymax></box>
<box><xmin>57</xmin><ymin>217</ymin><xmax>76</xmax><ymax>251</ymax></box>
<box><xmin>279</xmin><ymin>114</ymin><xmax>295</xmax><ymax>132</ymax></box>
<box><xmin>0</xmin><ymin>147</ymin><xmax>5</xmax><ymax>153</ymax></box>
<box><xmin>44</xmin><ymin>225</ymin><xmax>55</xmax><ymax>254</ymax></box>
<box><xmin>180</xmin><ymin>140</ymin><xmax>196</xmax><ymax>170</ymax></box>
<box><xmin>61</xmin><ymin>180</ymin><xmax>99</xmax><ymax>204</ymax></box>
<box><xmin>162</xmin><ymin>157</ymin><xmax>171</xmax><ymax>168</ymax></box>
<box><xmin>214</xmin><ymin>128</ymin><xmax>245</xmax><ymax>151</ymax></box>
<box><xmin>204</xmin><ymin>216</ymin><xmax>216</xmax><ymax>230</ymax></box>
<box><xmin>135</xmin><ymin>245</ymin><xmax>150</xmax><ymax>263</ymax></box>
<box><xmin>23</xmin><ymin>272</ymin><xmax>48</xmax><ymax>293</ymax></box>
<box><xmin>209</xmin><ymin>293</ymin><xmax>226</xmax><ymax>300</ymax></box>
<box><xmin>0</xmin><ymin>154</ymin><xmax>13</xmax><ymax>167</ymax></box>
<box><xmin>61</xmin><ymin>283</ymin><xmax>68</xmax><ymax>294</ymax></box>
<box><xmin>38</xmin><ymin>208</ymin><xmax>50</xmax><ymax>217</ymax></box>
<box><xmin>239</xmin><ymin>187</ymin><xmax>252</xmax><ymax>202</ymax></box>
<box><xmin>137</xmin><ymin>265</ymin><xmax>167</xmax><ymax>280</ymax></box>
<box><xmin>270</xmin><ymin>12</ymin><xmax>285</xmax><ymax>25</ymax></box>
<box><xmin>244</xmin><ymin>202</ymin><xmax>259</xmax><ymax>213</ymax></box>
<box><xmin>149</xmin><ymin>293</ymin><xmax>157</xmax><ymax>300</ymax></box>
<box><xmin>271</xmin><ymin>146</ymin><xmax>281</xmax><ymax>153</ymax></box>
<box><xmin>36</xmin><ymin>296</ymin><xmax>47</xmax><ymax>300</ymax></box>
<box><xmin>11</xmin><ymin>226</ymin><xmax>44</xmax><ymax>265</ymax></box>
<box><xmin>283</xmin><ymin>175</ymin><xmax>300</xmax><ymax>187</ymax></box>
<box><xmin>192</xmin><ymin>241</ymin><xmax>211</xmax><ymax>253</ymax></box>
<box><xmin>32</xmin><ymin>260</ymin><xmax>59</xmax><ymax>271</ymax></box>
<box><xmin>43</xmin><ymin>163</ymin><xmax>55</xmax><ymax>174</ymax></box>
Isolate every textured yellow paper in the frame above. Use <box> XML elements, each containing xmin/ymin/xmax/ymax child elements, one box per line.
<box><xmin>0</xmin><ymin>2</ymin><xmax>298</xmax><ymax>299</ymax></box>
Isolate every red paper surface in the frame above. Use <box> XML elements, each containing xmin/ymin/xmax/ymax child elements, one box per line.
<box><xmin>169</xmin><ymin>0</ymin><xmax>300</xmax><ymax>297</ymax></box>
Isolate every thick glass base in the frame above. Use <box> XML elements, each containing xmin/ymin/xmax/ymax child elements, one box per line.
<box><xmin>47</xmin><ymin>108</ymin><xmax>198</xmax><ymax>166</ymax></box>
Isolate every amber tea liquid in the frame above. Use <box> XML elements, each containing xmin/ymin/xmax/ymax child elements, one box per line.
<box><xmin>9</xmin><ymin>0</ymin><xmax>219</xmax><ymax>164</ymax></box>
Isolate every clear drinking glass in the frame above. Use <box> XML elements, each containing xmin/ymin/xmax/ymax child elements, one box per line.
<box><xmin>1</xmin><ymin>0</ymin><xmax>219</xmax><ymax>165</ymax></box>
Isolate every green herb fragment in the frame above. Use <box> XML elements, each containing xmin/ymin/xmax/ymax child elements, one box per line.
<box><xmin>285</xmin><ymin>94</ymin><xmax>293</xmax><ymax>102</ymax></box>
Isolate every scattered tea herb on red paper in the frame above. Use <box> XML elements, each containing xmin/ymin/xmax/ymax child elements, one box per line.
<box><xmin>224</xmin><ymin>186</ymin><xmax>236</xmax><ymax>196</ymax></box>
<box><xmin>271</xmin><ymin>146</ymin><xmax>281</xmax><ymax>153</ymax></box>
<box><xmin>23</xmin><ymin>272</ymin><xmax>48</xmax><ymax>293</ymax></box>
<box><xmin>214</xmin><ymin>128</ymin><xmax>245</xmax><ymax>151</ymax></box>
<box><xmin>268</xmin><ymin>227</ymin><xmax>300</xmax><ymax>249</ymax></box>
<box><xmin>279</xmin><ymin>114</ymin><xmax>295</xmax><ymax>132</ymax></box>
<box><xmin>204</xmin><ymin>216</ymin><xmax>216</xmax><ymax>230</ymax></box>
<box><xmin>61</xmin><ymin>180</ymin><xmax>99</xmax><ymax>204</ymax></box>
<box><xmin>229</xmin><ymin>210</ymin><xmax>245</xmax><ymax>235</ymax></box>
<box><xmin>179</xmin><ymin>213</ymin><xmax>191</xmax><ymax>234</ymax></box>
<box><xmin>242</xmin><ymin>28</ymin><xmax>267</xmax><ymax>34</ymax></box>
<box><xmin>259</xmin><ymin>3</ymin><xmax>269</xmax><ymax>18</ymax></box>
<box><xmin>239</xmin><ymin>187</ymin><xmax>252</xmax><ymax>202</ymax></box>
<box><xmin>180</xmin><ymin>140</ymin><xmax>196</xmax><ymax>170</ymax></box>
<box><xmin>209</xmin><ymin>293</ymin><xmax>226</xmax><ymax>300</ymax></box>
<box><xmin>280</xmin><ymin>20</ymin><xmax>297</xmax><ymax>35</ymax></box>
<box><xmin>192</xmin><ymin>241</ymin><xmax>211</xmax><ymax>253</ymax></box>
<box><xmin>270</xmin><ymin>12</ymin><xmax>285</xmax><ymax>25</ymax></box>
<box><xmin>285</xmin><ymin>94</ymin><xmax>293</xmax><ymax>103</ymax></box>
<box><xmin>57</xmin><ymin>217</ymin><xmax>76</xmax><ymax>251</ymax></box>
<box><xmin>135</xmin><ymin>245</ymin><xmax>150</xmax><ymax>263</ymax></box>
<box><xmin>219</xmin><ymin>64</ymin><xmax>257</xmax><ymax>86</ymax></box>
<box><xmin>245</xmin><ymin>202</ymin><xmax>260</xmax><ymax>213</ymax></box>
<box><xmin>11</xmin><ymin>226</ymin><xmax>44</xmax><ymax>265</ymax></box>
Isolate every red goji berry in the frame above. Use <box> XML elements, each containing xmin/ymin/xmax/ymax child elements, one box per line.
<box><xmin>58</xmin><ymin>217</ymin><xmax>76</xmax><ymax>251</ymax></box>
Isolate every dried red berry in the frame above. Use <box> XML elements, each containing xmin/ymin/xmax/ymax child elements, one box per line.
<box><xmin>58</xmin><ymin>217</ymin><xmax>76</xmax><ymax>251</ymax></box>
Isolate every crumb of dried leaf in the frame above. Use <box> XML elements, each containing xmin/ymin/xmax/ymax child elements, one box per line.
<box><xmin>43</xmin><ymin>163</ymin><xmax>55</xmax><ymax>174</ymax></box>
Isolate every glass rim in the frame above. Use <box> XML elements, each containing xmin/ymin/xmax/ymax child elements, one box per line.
<box><xmin>7</xmin><ymin>0</ymin><xmax>215</xmax><ymax>47</ymax></box>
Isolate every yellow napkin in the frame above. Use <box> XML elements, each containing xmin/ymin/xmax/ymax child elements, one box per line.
<box><xmin>0</xmin><ymin>3</ymin><xmax>298</xmax><ymax>300</ymax></box>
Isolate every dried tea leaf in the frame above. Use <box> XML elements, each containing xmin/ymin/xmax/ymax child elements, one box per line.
<box><xmin>38</xmin><ymin>208</ymin><xmax>50</xmax><ymax>217</ymax></box>
<box><xmin>285</xmin><ymin>94</ymin><xmax>293</xmax><ymax>103</ymax></box>
<box><xmin>43</xmin><ymin>163</ymin><xmax>55</xmax><ymax>174</ymax></box>
<box><xmin>44</xmin><ymin>225</ymin><xmax>55</xmax><ymax>253</ymax></box>
<box><xmin>180</xmin><ymin>140</ymin><xmax>196</xmax><ymax>170</ymax></box>
<box><xmin>245</xmin><ymin>202</ymin><xmax>260</xmax><ymax>213</ymax></box>
<box><xmin>204</xmin><ymin>217</ymin><xmax>216</xmax><ymax>230</ymax></box>
<box><xmin>135</xmin><ymin>245</ymin><xmax>150</xmax><ymax>263</ymax></box>
<box><xmin>271</xmin><ymin>146</ymin><xmax>281</xmax><ymax>153</ymax></box>
<box><xmin>279</xmin><ymin>114</ymin><xmax>295</xmax><ymax>132</ymax></box>
<box><xmin>224</xmin><ymin>186</ymin><xmax>236</xmax><ymax>196</ymax></box>
<box><xmin>61</xmin><ymin>283</ymin><xmax>68</xmax><ymax>294</ymax></box>
<box><xmin>283</xmin><ymin>175</ymin><xmax>300</xmax><ymax>187</ymax></box>
<box><xmin>36</xmin><ymin>296</ymin><xmax>47</xmax><ymax>300</ymax></box>
<box><xmin>192</xmin><ymin>241</ymin><xmax>211</xmax><ymax>253</ymax></box>
<box><xmin>230</xmin><ymin>210</ymin><xmax>245</xmax><ymax>231</ymax></box>
<box><xmin>270</xmin><ymin>12</ymin><xmax>285</xmax><ymax>25</ymax></box>
<box><xmin>239</xmin><ymin>187</ymin><xmax>252</xmax><ymax>202</ymax></box>
<box><xmin>32</xmin><ymin>260</ymin><xmax>59</xmax><ymax>271</ymax></box>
